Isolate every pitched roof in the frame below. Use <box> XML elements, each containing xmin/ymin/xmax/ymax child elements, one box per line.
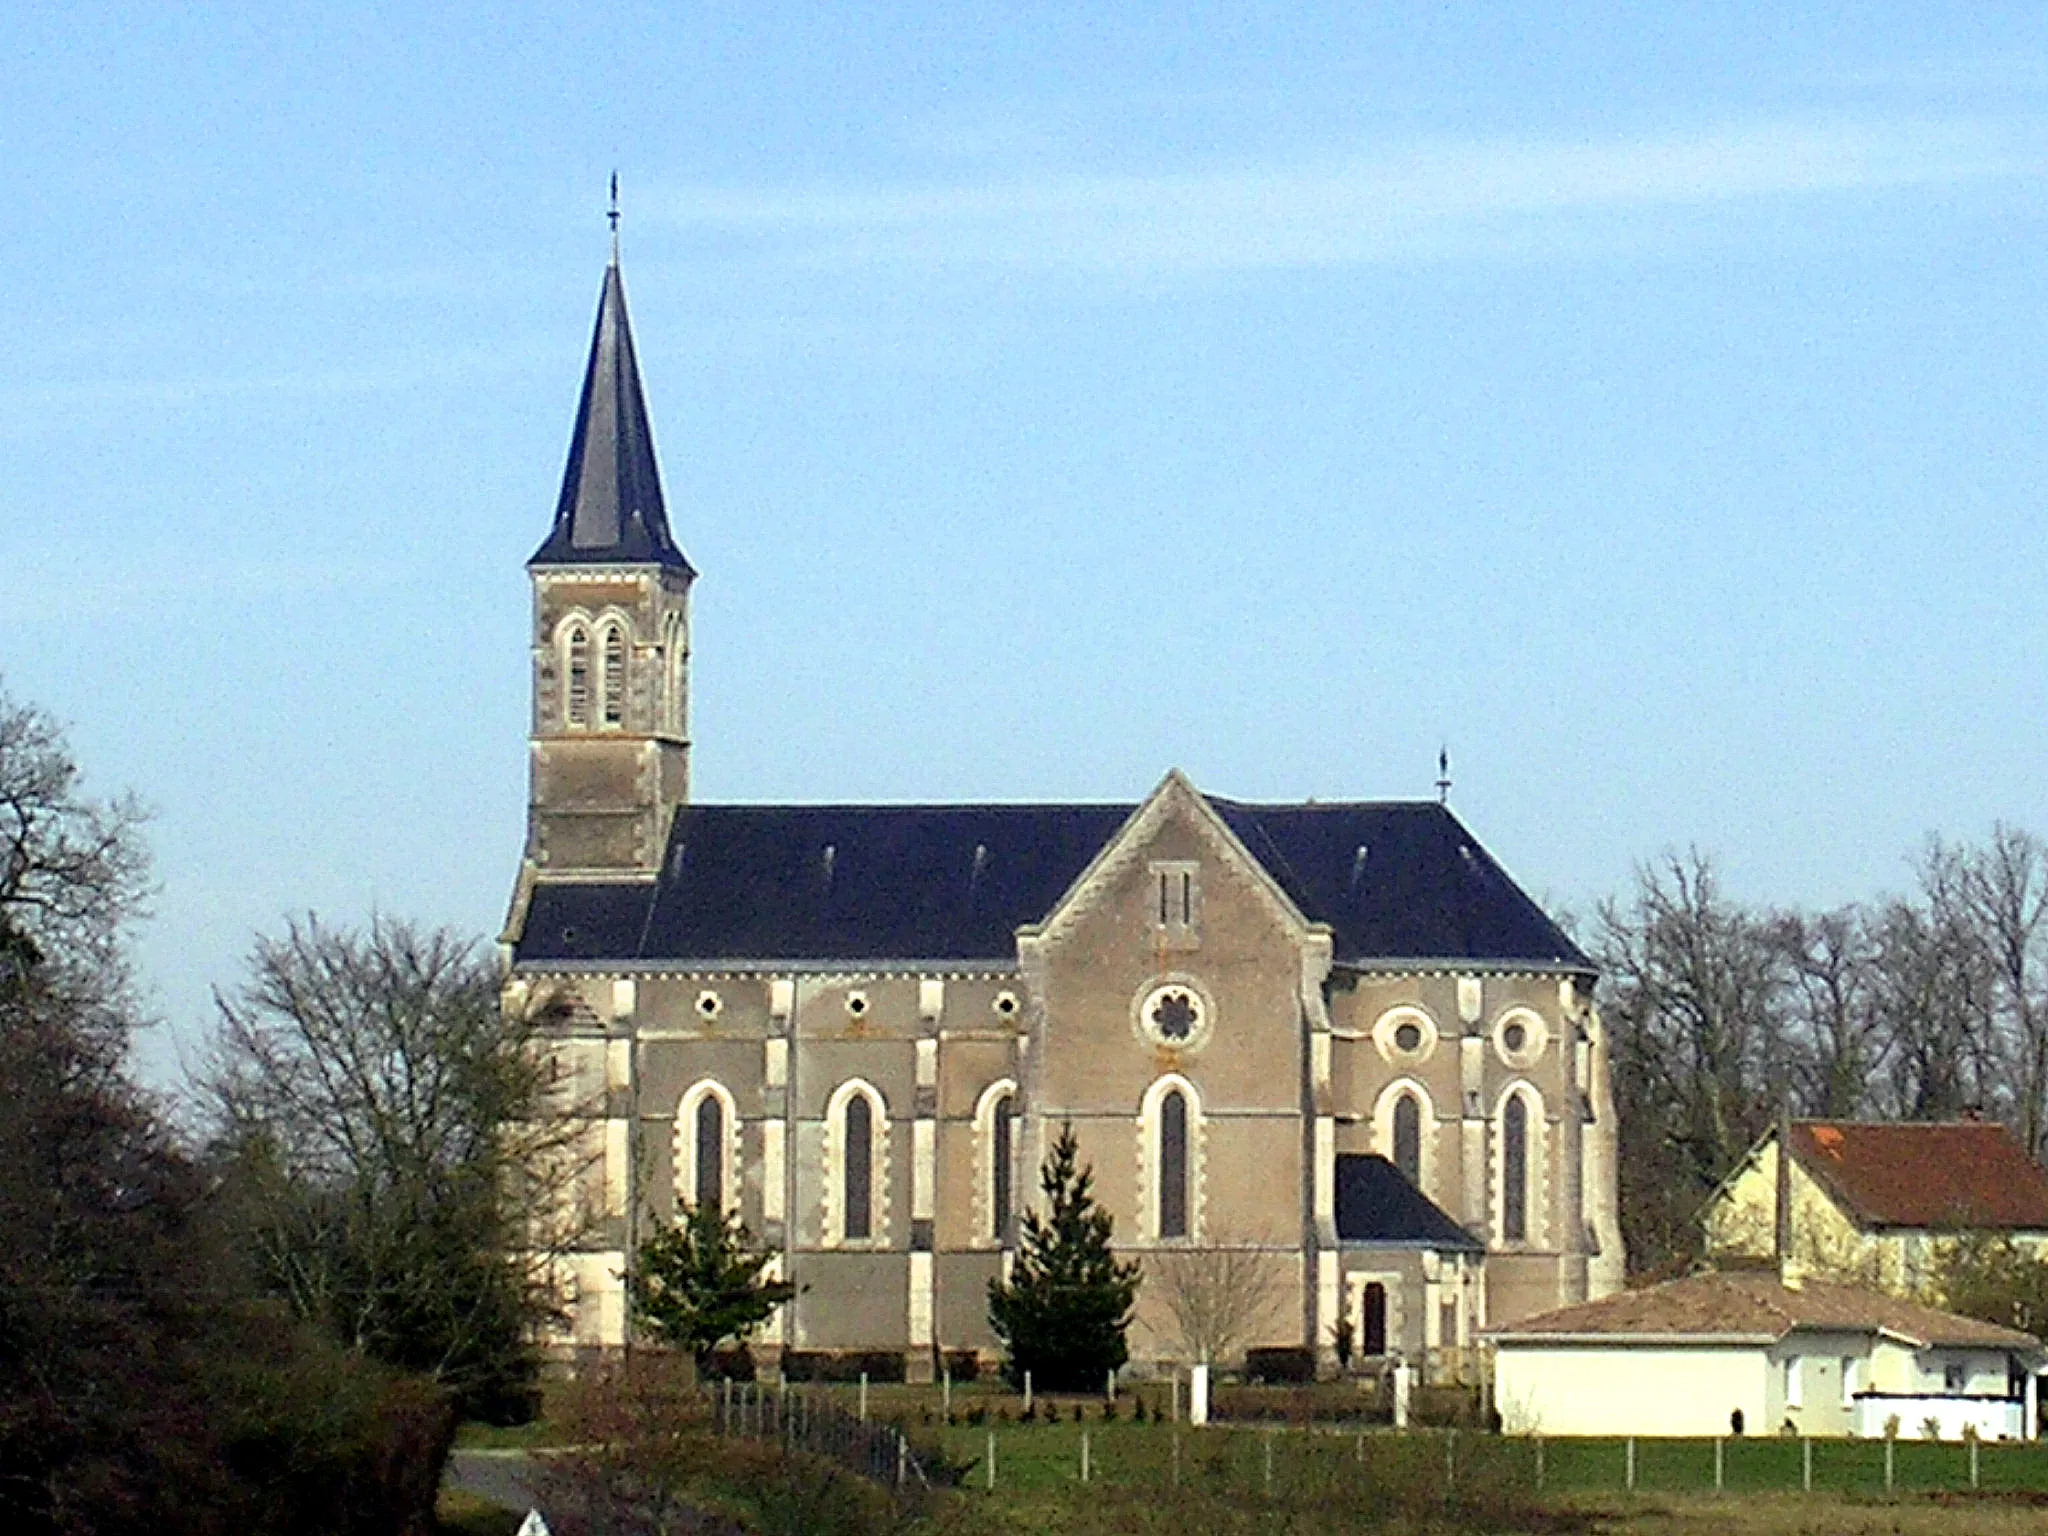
<box><xmin>1786</xmin><ymin>1119</ymin><xmax>2048</xmax><ymax>1231</ymax></box>
<box><xmin>1492</xmin><ymin>1269</ymin><xmax>2038</xmax><ymax>1350</ymax></box>
<box><xmin>1335</xmin><ymin>1154</ymin><xmax>1484</xmax><ymax>1250</ymax></box>
<box><xmin>529</xmin><ymin>260</ymin><xmax>694</xmax><ymax>572</ymax></box>
<box><xmin>511</xmin><ymin>797</ymin><xmax>1591</xmax><ymax>969</ymax></box>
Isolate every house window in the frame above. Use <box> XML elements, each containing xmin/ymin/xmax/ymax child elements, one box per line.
<box><xmin>600</xmin><ymin>622</ymin><xmax>627</xmax><ymax>726</ymax></box>
<box><xmin>1393</xmin><ymin>1094</ymin><xmax>1422</xmax><ymax>1186</ymax></box>
<box><xmin>1159</xmin><ymin>1089</ymin><xmax>1189</xmax><ymax>1239</ymax></box>
<box><xmin>1362</xmin><ymin>1282</ymin><xmax>1388</xmax><ymax>1355</ymax></box>
<box><xmin>1502</xmin><ymin>1094</ymin><xmax>1529</xmax><ymax>1242</ymax></box>
<box><xmin>565</xmin><ymin>624</ymin><xmax>592</xmax><ymax>727</ymax></box>
<box><xmin>1944</xmin><ymin>1360</ymin><xmax>1967</xmax><ymax>1394</ymax></box>
<box><xmin>844</xmin><ymin>1095</ymin><xmax>873</xmax><ymax>1241</ymax></box>
<box><xmin>992</xmin><ymin>1093</ymin><xmax>1014</xmax><ymax>1243</ymax></box>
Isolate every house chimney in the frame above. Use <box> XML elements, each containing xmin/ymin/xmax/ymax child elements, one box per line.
<box><xmin>1775</xmin><ymin>1109</ymin><xmax>1802</xmax><ymax>1289</ymax></box>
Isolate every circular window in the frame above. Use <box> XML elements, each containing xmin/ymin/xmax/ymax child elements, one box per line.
<box><xmin>1373</xmin><ymin>1007</ymin><xmax>1437</xmax><ymax>1065</ymax></box>
<box><xmin>1134</xmin><ymin>979</ymin><xmax>1213</xmax><ymax>1051</ymax></box>
<box><xmin>1493</xmin><ymin>1009</ymin><xmax>1547</xmax><ymax>1066</ymax></box>
<box><xmin>845</xmin><ymin>991</ymin><xmax>869</xmax><ymax>1018</ymax></box>
<box><xmin>695</xmin><ymin>989</ymin><xmax>723</xmax><ymax>1019</ymax></box>
<box><xmin>993</xmin><ymin>991</ymin><xmax>1020</xmax><ymax>1019</ymax></box>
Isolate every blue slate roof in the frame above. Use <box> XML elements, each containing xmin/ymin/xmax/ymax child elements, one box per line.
<box><xmin>1335</xmin><ymin>1154</ymin><xmax>1484</xmax><ymax>1250</ymax></box>
<box><xmin>512</xmin><ymin>798</ymin><xmax>1589</xmax><ymax>971</ymax></box>
<box><xmin>529</xmin><ymin>261</ymin><xmax>694</xmax><ymax>572</ymax></box>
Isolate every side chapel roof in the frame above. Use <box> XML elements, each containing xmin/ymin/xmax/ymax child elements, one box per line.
<box><xmin>529</xmin><ymin>260</ymin><xmax>694</xmax><ymax>572</ymax></box>
<box><xmin>513</xmin><ymin>797</ymin><xmax>1589</xmax><ymax>971</ymax></box>
<box><xmin>1784</xmin><ymin>1119</ymin><xmax>2048</xmax><ymax>1232</ymax></box>
<box><xmin>1335</xmin><ymin>1154</ymin><xmax>1485</xmax><ymax>1250</ymax></box>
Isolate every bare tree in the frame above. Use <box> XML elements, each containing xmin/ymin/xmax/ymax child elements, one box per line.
<box><xmin>1777</xmin><ymin>906</ymin><xmax>1884</xmax><ymax>1119</ymax></box>
<box><xmin>1596</xmin><ymin>850</ymin><xmax>1792</xmax><ymax>1271</ymax></box>
<box><xmin>1962</xmin><ymin>825</ymin><xmax>2048</xmax><ymax>1154</ymax></box>
<box><xmin>202</xmin><ymin>915</ymin><xmax>595</xmax><ymax>1420</ymax></box>
<box><xmin>1150</xmin><ymin>1241</ymin><xmax>1291</xmax><ymax>1367</ymax></box>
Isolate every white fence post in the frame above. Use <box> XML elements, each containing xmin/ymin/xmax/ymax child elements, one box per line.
<box><xmin>1081</xmin><ymin>1428</ymin><xmax>1091</xmax><ymax>1484</ymax></box>
<box><xmin>859</xmin><ymin>1372</ymin><xmax>869</xmax><ymax>1423</ymax></box>
<box><xmin>1625</xmin><ymin>1435</ymin><xmax>1635</xmax><ymax>1491</ymax></box>
<box><xmin>1714</xmin><ymin>1436</ymin><xmax>1724</xmax><ymax>1492</ymax></box>
<box><xmin>987</xmin><ymin>1429</ymin><xmax>996</xmax><ymax>1490</ymax></box>
<box><xmin>1190</xmin><ymin>1363</ymin><xmax>1210</xmax><ymax>1427</ymax></box>
<box><xmin>1804</xmin><ymin>1437</ymin><xmax>1814</xmax><ymax>1493</ymax></box>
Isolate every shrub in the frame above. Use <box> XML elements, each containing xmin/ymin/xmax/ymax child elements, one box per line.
<box><xmin>777</xmin><ymin>1350</ymin><xmax>906</xmax><ymax>1384</ymax></box>
<box><xmin>1244</xmin><ymin>1347</ymin><xmax>1316</xmax><ymax>1384</ymax></box>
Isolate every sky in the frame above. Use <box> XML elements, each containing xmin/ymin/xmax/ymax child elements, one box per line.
<box><xmin>4</xmin><ymin>5</ymin><xmax>2048</xmax><ymax>1087</ymax></box>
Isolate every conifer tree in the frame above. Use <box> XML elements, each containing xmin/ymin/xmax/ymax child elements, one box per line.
<box><xmin>628</xmin><ymin>1201</ymin><xmax>796</xmax><ymax>1370</ymax></box>
<box><xmin>987</xmin><ymin>1122</ymin><xmax>1141</xmax><ymax>1391</ymax></box>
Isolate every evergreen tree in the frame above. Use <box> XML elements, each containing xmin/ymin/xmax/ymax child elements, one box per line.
<box><xmin>627</xmin><ymin>1201</ymin><xmax>797</xmax><ymax>1369</ymax></box>
<box><xmin>987</xmin><ymin>1123</ymin><xmax>1141</xmax><ymax>1391</ymax></box>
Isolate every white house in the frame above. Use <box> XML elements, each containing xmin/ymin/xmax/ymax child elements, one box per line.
<box><xmin>1490</xmin><ymin>1269</ymin><xmax>2040</xmax><ymax>1440</ymax></box>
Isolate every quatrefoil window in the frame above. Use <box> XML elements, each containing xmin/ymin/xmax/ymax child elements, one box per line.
<box><xmin>1137</xmin><ymin>982</ymin><xmax>1210</xmax><ymax>1049</ymax></box>
<box><xmin>1152</xmin><ymin>990</ymin><xmax>1198</xmax><ymax>1040</ymax></box>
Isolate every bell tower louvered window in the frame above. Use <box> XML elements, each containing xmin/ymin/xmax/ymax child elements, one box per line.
<box><xmin>601</xmin><ymin>622</ymin><xmax>627</xmax><ymax>726</ymax></box>
<box><xmin>565</xmin><ymin>624</ymin><xmax>592</xmax><ymax>728</ymax></box>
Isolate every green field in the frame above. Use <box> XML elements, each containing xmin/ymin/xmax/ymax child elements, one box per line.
<box><xmin>912</xmin><ymin>1418</ymin><xmax>2048</xmax><ymax>1500</ymax></box>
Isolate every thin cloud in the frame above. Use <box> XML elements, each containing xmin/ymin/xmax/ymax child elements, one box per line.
<box><xmin>647</xmin><ymin>115</ymin><xmax>2045</xmax><ymax>272</ymax></box>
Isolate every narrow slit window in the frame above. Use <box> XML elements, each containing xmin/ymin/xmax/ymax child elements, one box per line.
<box><xmin>991</xmin><ymin>1093</ymin><xmax>1013</xmax><ymax>1243</ymax></box>
<box><xmin>601</xmin><ymin>624</ymin><xmax>627</xmax><ymax>725</ymax></box>
<box><xmin>694</xmin><ymin>1094</ymin><xmax>724</xmax><ymax>1211</ymax></box>
<box><xmin>1503</xmin><ymin>1095</ymin><xmax>1529</xmax><ymax>1242</ymax></box>
<box><xmin>844</xmin><ymin>1095</ymin><xmax>873</xmax><ymax>1241</ymax></box>
<box><xmin>1393</xmin><ymin>1094</ymin><xmax>1421</xmax><ymax>1186</ymax></box>
<box><xmin>1179</xmin><ymin>871</ymin><xmax>1192</xmax><ymax>924</ymax></box>
<box><xmin>566</xmin><ymin>626</ymin><xmax>591</xmax><ymax>727</ymax></box>
<box><xmin>1159</xmin><ymin>1089</ymin><xmax>1188</xmax><ymax>1238</ymax></box>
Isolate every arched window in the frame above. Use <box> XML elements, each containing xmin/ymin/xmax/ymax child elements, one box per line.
<box><xmin>826</xmin><ymin>1079</ymin><xmax>888</xmax><ymax>1246</ymax></box>
<box><xmin>1159</xmin><ymin>1088</ymin><xmax>1189</xmax><ymax>1239</ymax></box>
<box><xmin>695</xmin><ymin>1094</ymin><xmax>725</xmax><ymax>1211</ymax></box>
<box><xmin>1503</xmin><ymin>1094</ymin><xmax>1528</xmax><ymax>1242</ymax></box>
<box><xmin>565</xmin><ymin>623</ymin><xmax>591</xmax><ymax>728</ymax></box>
<box><xmin>992</xmin><ymin>1093</ymin><xmax>1014</xmax><ymax>1242</ymax></box>
<box><xmin>600</xmin><ymin>622</ymin><xmax>627</xmax><ymax>727</ymax></box>
<box><xmin>844</xmin><ymin>1095</ymin><xmax>873</xmax><ymax>1240</ymax></box>
<box><xmin>675</xmin><ymin>1080</ymin><xmax>737</xmax><ymax>1215</ymax></box>
<box><xmin>1393</xmin><ymin>1094</ymin><xmax>1421</xmax><ymax>1186</ymax></box>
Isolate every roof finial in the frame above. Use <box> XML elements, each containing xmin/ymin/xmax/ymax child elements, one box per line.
<box><xmin>608</xmin><ymin>170</ymin><xmax>621</xmax><ymax>263</ymax></box>
<box><xmin>1436</xmin><ymin>746</ymin><xmax>1451</xmax><ymax>805</ymax></box>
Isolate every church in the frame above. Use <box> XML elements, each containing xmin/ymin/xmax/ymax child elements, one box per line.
<box><xmin>501</xmin><ymin>249</ymin><xmax>1626</xmax><ymax>1379</ymax></box>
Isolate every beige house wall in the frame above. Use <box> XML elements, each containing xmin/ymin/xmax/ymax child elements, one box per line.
<box><xmin>1495</xmin><ymin>1343</ymin><xmax>1770</xmax><ymax>1436</ymax></box>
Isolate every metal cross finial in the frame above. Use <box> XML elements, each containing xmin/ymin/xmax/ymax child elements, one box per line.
<box><xmin>1436</xmin><ymin>746</ymin><xmax>1451</xmax><ymax>805</ymax></box>
<box><xmin>608</xmin><ymin>171</ymin><xmax>621</xmax><ymax>260</ymax></box>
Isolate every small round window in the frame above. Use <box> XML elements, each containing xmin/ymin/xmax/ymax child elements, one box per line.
<box><xmin>1373</xmin><ymin>1007</ymin><xmax>1437</xmax><ymax>1065</ymax></box>
<box><xmin>1134</xmin><ymin>979</ymin><xmax>1212</xmax><ymax>1050</ymax></box>
<box><xmin>1493</xmin><ymin>1009</ymin><xmax>1546</xmax><ymax>1066</ymax></box>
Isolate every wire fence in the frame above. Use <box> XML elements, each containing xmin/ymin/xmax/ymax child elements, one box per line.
<box><xmin>709</xmin><ymin>1379</ymin><xmax>941</xmax><ymax>1492</ymax></box>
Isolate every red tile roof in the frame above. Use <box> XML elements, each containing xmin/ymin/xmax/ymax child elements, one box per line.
<box><xmin>1492</xmin><ymin>1270</ymin><xmax>2037</xmax><ymax>1350</ymax></box>
<box><xmin>1788</xmin><ymin>1120</ymin><xmax>2048</xmax><ymax>1231</ymax></box>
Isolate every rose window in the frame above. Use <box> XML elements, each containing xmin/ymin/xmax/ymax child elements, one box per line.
<box><xmin>1138</xmin><ymin>983</ymin><xmax>1208</xmax><ymax>1048</ymax></box>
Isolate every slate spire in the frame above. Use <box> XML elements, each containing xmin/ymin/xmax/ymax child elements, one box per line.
<box><xmin>529</xmin><ymin>255</ymin><xmax>694</xmax><ymax>572</ymax></box>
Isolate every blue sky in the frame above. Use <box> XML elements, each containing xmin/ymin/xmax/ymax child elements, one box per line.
<box><xmin>5</xmin><ymin>5</ymin><xmax>2048</xmax><ymax>1084</ymax></box>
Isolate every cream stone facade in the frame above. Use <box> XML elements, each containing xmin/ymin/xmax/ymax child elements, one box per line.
<box><xmin>503</xmin><ymin>252</ymin><xmax>1625</xmax><ymax>1378</ymax></box>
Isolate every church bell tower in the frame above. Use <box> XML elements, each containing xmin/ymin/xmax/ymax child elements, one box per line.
<box><xmin>524</xmin><ymin>249</ymin><xmax>693</xmax><ymax>876</ymax></box>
